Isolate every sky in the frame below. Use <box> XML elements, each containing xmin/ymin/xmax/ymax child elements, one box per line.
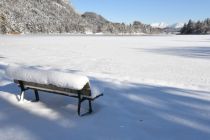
<box><xmin>70</xmin><ymin>0</ymin><xmax>210</xmax><ymax>25</ymax></box>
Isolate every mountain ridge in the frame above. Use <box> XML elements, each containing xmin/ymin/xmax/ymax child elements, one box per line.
<box><xmin>0</xmin><ymin>0</ymin><xmax>161</xmax><ymax>34</ymax></box>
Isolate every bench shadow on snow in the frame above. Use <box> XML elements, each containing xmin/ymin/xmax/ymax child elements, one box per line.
<box><xmin>141</xmin><ymin>47</ymin><xmax>210</xmax><ymax>59</ymax></box>
<box><xmin>0</xmin><ymin>66</ymin><xmax>210</xmax><ymax>139</ymax></box>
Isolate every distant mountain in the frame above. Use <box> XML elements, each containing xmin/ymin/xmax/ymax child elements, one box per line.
<box><xmin>163</xmin><ymin>23</ymin><xmax>184</xmax><ymax>34</ymax></box>
<box><xmin>150</xmin><ymin>22</ymin><xmax>184</xmax><ymax>34</ymax></box>
<box><xmin>81</xmin><ymin>12</ymin><xmax>110</xmax><ymax>33</ymax></box>
<box><xmin>151</xmin><ymin>22</ymin><xmax>168</xmax><ymax>29</ymax></box>
<box><xmin>82</xmin><ymin>12</ymin><xmax>110</xmax><ymax>25</ymax></box>
<box><xmin>82</xmin><ymin>12</ymin><xmax>162</xmax><ymax>34</ymax></box>
<box><xmin>169</xmin><ymin>23</ymin><xmax>184</xmax><ymax>29</ymax></box>
<box><xmin>151</xmin><ymin>22</ymin><xmax>184</xmax><ymax>29</ymax></box>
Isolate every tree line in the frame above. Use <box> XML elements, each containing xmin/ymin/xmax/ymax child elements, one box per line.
<box><xmin>180</xmin><ymin>18</ymin><xmax>210</xmax><ymax>34</ymax></box>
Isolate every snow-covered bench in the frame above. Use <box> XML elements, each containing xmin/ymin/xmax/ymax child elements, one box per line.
<box><xmin>6</xmin><ymin>66</ymin><xmax>103</xmax><ymax>116</ymax></box>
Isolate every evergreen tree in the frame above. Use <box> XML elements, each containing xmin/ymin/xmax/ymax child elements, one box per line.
<box><xmin>180</xmin><ymin>23</ymin><xmax>187</xmax><ymax>34</ymax></box>
<box><xmin>180</xmin><ymin>18</ymin><xmax>210</xmax><ymax>34</ymax></box>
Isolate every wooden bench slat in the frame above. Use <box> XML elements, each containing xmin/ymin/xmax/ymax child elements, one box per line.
<box><xmin>14</xmin><ymin>80</ymin><xmax>91</xmax><ymax>96</ymax></box>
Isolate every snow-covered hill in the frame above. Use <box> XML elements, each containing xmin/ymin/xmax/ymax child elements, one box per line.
<box><xmin>0</xmin><ymin>0</ymin><xmax>87</xmax><ymax>34</ymax></box>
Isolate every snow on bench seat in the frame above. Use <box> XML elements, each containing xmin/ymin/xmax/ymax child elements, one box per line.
<box><xmin>6</xmin><ymin>65</ymin><xmax>89</xmax><ymax>90</ymax></box>
<box><xmin>5</xmin><ymin>65</ymin><xmax>103</xmax><ymax>116</ymax></box>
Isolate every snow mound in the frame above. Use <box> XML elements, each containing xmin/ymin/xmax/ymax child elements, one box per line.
<box><xmin>5</xmin><ymin>65</ymin><xmax>89</xmax><ymax>90</ymax></box>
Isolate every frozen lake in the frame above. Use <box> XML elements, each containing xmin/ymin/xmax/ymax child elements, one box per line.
<box><xmin>0</xmin><ymin>35</ymin><xmax>210</xmax><ymax>140</ymax></box>
<box><xmin>0</xmin><ymin>35</ymin><xmax>210</xmax><ymax>90</ymax></box>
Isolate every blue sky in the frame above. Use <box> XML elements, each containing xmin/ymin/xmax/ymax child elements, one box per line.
<box><xmin>70</xmin><ymin>0</ymin><xmax>210</xmax><ymax>24</ymax></box>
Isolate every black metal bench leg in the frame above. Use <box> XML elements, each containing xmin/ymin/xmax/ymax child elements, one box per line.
<box><xmin>19</xmin><ymin>82</ymin><xmax>25</xmax><ymax>102</ymax></box>
<box><xmin>89</xmin><ymin>100</ymin><xmax>92</xmax><ymax>113</ymax></box>
<box><xmin>20</xmin><ymin>89</ymin><xmax>25</xmax><ymax>101</ymax></box>
<box><xmin>77</xmin><ymin>94</ymin><xmax>93</xmax><ymax>116</ymax></box>
<box><xmin>78</xmin><ymin>94</ymin><xmax>81</xmax><ymax>116</ymax></box>
<box><xmin>34</xmin><ymin>89</ymin><xmax>39</xmax><ymax>101</ymax></box>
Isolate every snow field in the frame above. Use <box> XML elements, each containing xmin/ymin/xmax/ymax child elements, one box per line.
<box><xmin>0</xmin><ymin>35</ymin><xmax>210</xmax><ymax>140</ymax></box>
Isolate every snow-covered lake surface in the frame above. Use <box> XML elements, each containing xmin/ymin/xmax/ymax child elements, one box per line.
<box><xmin>0</xmin><ymin>35</ymin><xmax>210</xmax><ymax>140</ymax></box>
